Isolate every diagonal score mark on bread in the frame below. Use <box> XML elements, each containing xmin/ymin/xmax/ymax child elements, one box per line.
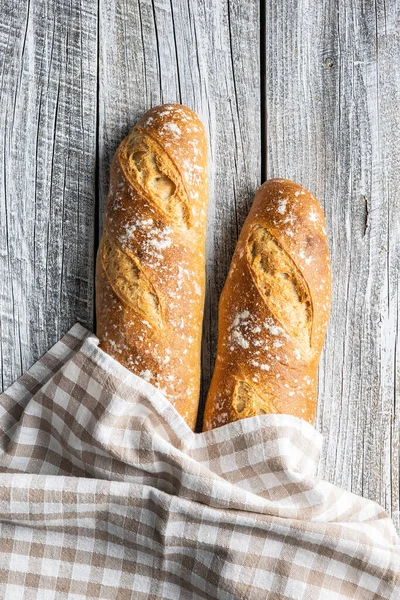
<box><xmin>233</xmin><ymin>380</ymin><xmax>279</xmax><ymax>419</ymax></box>
<box><xmin>101</xmin><ymin>128</ymin><xmax>195</xmax><ymax>330</ymax></box>
<box><xmin>247</xmin><ymin>224</ymin><xmax>313</xmax><ymax>354</ymax></box>
<box><xmin>119</xmin><ymin>130</ymin><xmax>190</xmax><ymax>226</ymax></box>
<box><xmin>100</xmin><ymin>229</ymin><xmax>163</xmax><ymax>330</ymax></box>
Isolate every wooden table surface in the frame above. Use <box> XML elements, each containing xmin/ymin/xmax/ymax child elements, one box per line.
<box><xmin>0</xmin><ymin>1</ymin><xmax>399</xmax><ymax>530</ymax></box>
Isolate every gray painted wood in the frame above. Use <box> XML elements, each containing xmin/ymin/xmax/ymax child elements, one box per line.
<box><xmin>265</xmin><ymin>0</ymin><xmax>400</xmax><ymax>529</ymax></box>
<box><xmin>99</xmin><ymin>0</ymin><xmax>261</xmax><ymax>423</ymax></box>
<box><xmin>0</xmin><ymin>0</ymin><xmax>97</xmax><ymax>390</ymax></box>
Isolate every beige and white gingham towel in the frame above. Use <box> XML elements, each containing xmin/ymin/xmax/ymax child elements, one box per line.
<box><xmin>0</xmin><ymin>323</ymin><xmax>398</xmax><ymax>599</ymax></box>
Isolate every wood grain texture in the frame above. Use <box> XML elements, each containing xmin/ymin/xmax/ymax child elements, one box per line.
<box><xmin>0</xmin><ymin>0</ymin><xmax>97</xmax><ymax>390</ymax></box>
<box><xmin>0</xmin><ymin>0</ymin><xmax>398</xmax><ymax>531</ymax></box>
<box><xmin>265</xmin><ymin>0</ymin><xmax>400</xmax><ymax>529</ymax></box>
<box><xmin>98</xmin><ymin>0</ymin><xmax>261</xmax><ymax>424</ymax></box>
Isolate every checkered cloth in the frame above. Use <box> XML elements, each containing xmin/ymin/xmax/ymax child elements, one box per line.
<box><xmin>0</xmin><ymin>323</ymin><xmax>398</xmax><ymax>599</ymax></box>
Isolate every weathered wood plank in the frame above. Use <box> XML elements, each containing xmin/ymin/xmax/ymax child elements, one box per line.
<box><xmin>0</xmin><ymin>0</ymin><xmax>98</xmax><ymax>390</ymax></box>
<box><xmin>99</xmin><ymin>0</ymin><xmax>261</xmax><ymax>424</ymax></box>
<box><xmin>1</xmin><ymin>0</ymin><xmax>397</xmax><ymax>528</ymax></box>
<box><xmin>265</xmin><ymin>0</ymin><xmax>400</xmax><ymax>528</ymax></box>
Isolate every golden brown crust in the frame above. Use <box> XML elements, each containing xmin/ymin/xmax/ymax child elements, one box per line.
<box><xmin>203</xmin><ymin>178</ymin><xmax>331</xmax><ymax>430</ymax></box>
<box><xmin>96</xmin><ymin>104</ymin><xmax>208</xmax><ymax>429</ymax></box>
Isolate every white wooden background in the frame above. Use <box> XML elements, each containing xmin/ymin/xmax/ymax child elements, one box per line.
<box><xmin>0</xmin><ymin>1</ymin><xmax>398</xmax><ymax>530</ymax></box>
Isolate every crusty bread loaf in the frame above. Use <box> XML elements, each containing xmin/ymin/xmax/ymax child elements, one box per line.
<box><xmin>203</xmin><ymin>178</ymin><xmax>331</xmax><ymax>430</ymax></box>
<box><xmin>96</xmin><ymin>104</ymin><xmax>208</xmax><ymax>429</ymax></box>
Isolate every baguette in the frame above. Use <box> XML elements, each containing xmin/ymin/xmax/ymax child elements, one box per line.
<box><xmin>96</xmin><ymin>104</ymin><xmax>208</xmax><ymax>429</ymax></box>
<box><xmin>203</xmin><ymin>178</ymin><xmax>331</xmax><ymax>430</ymax></box>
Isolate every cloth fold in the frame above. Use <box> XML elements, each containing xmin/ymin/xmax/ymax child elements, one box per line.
<box><xmin>0</xmin><ymin>323</ymin><xmax>398</xmax><ymax>599</ymax></box>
